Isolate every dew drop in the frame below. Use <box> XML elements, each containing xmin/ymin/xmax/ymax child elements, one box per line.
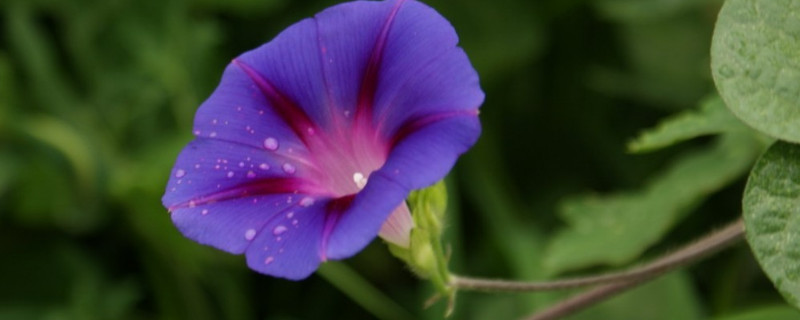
<box><xmin>259</xmin><ymin>163</ymin><xmax>270</xmax><ymax>170</ymax></box>
<box><xmin>263</xmin><ymin>137</ymin><xmax>279</xmax><ymax>150</ymax></box>
<box><xmin>194</xmin><ymin>130</ymin><xmax>201</xmax><ymax>135</ymax></box>
<box><xmin>212</xmin><ymin>119</ymin><xmax>218</xmax><ymax>125</ymax></box>
<box><xmin>247</xmin><ymin>170</ymin><xmax>256</xmax><ymax>178</ymax></box>
<box><xmin>238</xmin><ymin>161</ymin><xmax>245</xmax><ymax>167</ymax></box>
<box><xmin>282</xmin><ymin>163</ymin><xmax>296</xmax><ymax>174</ymax></box>
<box><xmin>292</xmin><ymin>219</ymin><xmax>299</xmax><ymax>226</ymax></box>
<box><xmin>194</xmin><ymin>164</ymin><xmax>201</xmax><ymax>169</ymax></box>
<box><xmin>201</xmin><ymin>209</ymin><xmax>208</xmax><ymax>215</ymax></box>
<box><xmin>245</xmin><ymin>229</ymin><xmax>257</xmax><ymax>240</ymax></box>
<box><xmin>307</xmin><ymin>127</ymin><xmax>315</xmax><ymax>135</ymax></box>
<box><xmin>353</xmin><ymin>172</ymin><xmax>368</xmax><ymax>189</ymax></box>
<box><xmin>264</xmin><ymin>256</ymin><xmax>274</xmax><ymax>265</ymax></box>
<box><xmin>189</xmin><ymin>201</ymin><xmax>197</xmax><ymax>208</ymax></box>
<box><xmin>273</xmin><ymin>225</ymin><xmax>287</xmax><ymax>235</ymax></box>
<box><xmin>286</xmin><ymin>211</ymin><xmax>295</xmax><ymax>219</ymax></box>
<box><xmin>209</xmin><ymin>131</ymin><xmax>217</xmax><ymax>137</ymax></box>
<box><xmin>227</xmin><ymin>171</ymin><xmax>235</xmax><ymax>178</ymax></box>
<box><xmin>299</xmin><ymin>197</ymin><xmax>314</xmax><ymax>207</ymax></box>
<box><xmin>175</xmin><ymin>169</ymin><xmax>186</xmax><ymax>178</ymax></box>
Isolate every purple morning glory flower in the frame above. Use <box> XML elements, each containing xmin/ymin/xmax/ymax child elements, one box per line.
<box><xmin>162</xmin><ymin>0</ymin><xmax>483</xmax><ymax>280</ymax></box>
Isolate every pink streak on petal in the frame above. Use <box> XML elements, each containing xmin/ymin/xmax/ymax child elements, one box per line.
<box><xmin>320</xmin><ymin>195</ymin><xmax>355</xmax><ymax>261</ymax></box>
<box><xmin>167</xmin><ymin>177</ymin><xmax>327</xmax><ymax>211</ymax></box>
<box><xmin>378</xmin><ymin>202</ymin><xmax>413</xmax><ymax>247</ymax></box>
<box><xmin>389</xmin><ymin>109</ymin><xmax>479</xmax><ymax>148</ymax></box>
<box><xmin>233</xmin><ymin>59</ymin><xmax>321</xmax><ymax>147</ymax></box>
<box><xmin>354</xmin><ymin>0</ymin><xmax>407</xmax><ymax>123</ymax></box>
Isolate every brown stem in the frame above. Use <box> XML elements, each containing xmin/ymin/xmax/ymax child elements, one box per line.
<box><xmin>451</xmin><ymin>219</ymin><xmax>744</xmax><ymax>294</ymax></box>
<box><xmin>524</xmin><ymin>218</ymin><xmax>745</xmax><ymax>320</ymax></box>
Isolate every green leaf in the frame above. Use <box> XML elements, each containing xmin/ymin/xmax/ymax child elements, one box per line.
<box><xmin>714</xmin><ymin>305</ymin><xmax>800</xmax><ymax>320</ymax></box>
<box><xmin>566</xmin><ymin>272</ymin><xmax>702</xmax><ymax>320</ymax></box>
<box><xmin>743</xmin><ymin>141</ymin><xmax>800</xmax><ymax>309</ymax></box>
<box><xmin>545</xmin><ymin>131</ymin><xmax>762</xmax><ymax>274</ymax></box>
<box><xmin>711</xmin><ymin>0</ymin><xmax>800</xmax><ymax>143</ymax></box>
<box><xmin>629</xmin><ymin>95</ymin><xmax>745</xmax><ymax>153</ymax></box>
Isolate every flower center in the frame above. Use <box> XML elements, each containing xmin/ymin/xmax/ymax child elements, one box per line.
<box><xmin>307</xmin><ymin>124</ymin><xmax>388</xmax><ymax>197</ymax></box>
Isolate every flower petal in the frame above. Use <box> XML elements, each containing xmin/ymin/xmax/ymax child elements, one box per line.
<box><xmin>313</xmin><ymin>0</ymin><xmax>405</xmax><ymax>126</ymax></box>
<box><xmin>372</xmin><ymin>0</ymin><xmax>483</xmax><ymax>134</ymax></box>
<box><xmin>383</xmin><ymin>114</ymin><xmax>481</xmax><ymax>190</ymax></box>
<box><xmin>375</xmin><ymin>47</ymin><xmax>484</xmax><ymax>137</ymax></box>
<box><xmin>325</xmin><ymin>115</ymin><xmax>479</xmax><ymax>259</ymax></box>
<box><xmin>233</xmin><ymin>18</ymin><xmax>331</xmax><ymax>135</ymax></box>
<box><xmin>245</xmin><ymin>198</ymin><xmax>328</xmax><ymax>280</ymax></box>
<box><xmin>162</xmin><ymin>138</ymin><xmax>324</xmax><ymax>210</ymax></box>
<box><xmin>170</xmin><ymin>194</ymin><xmax>300</xmax><ymax>254</ymax></box>
<box><xmin>324</xmin><ymin>171</ymin><xmax>409</xmax><ymax>259</ymax></box>
<box><xmin>378</xmin><ymin>202</ymin><xmax>413</xmax><ymax>247</ymax></box>
<box><xmin>192</xmin><ymin>63</ymin><xmax>309</xmax><ymax>158</ymax></box>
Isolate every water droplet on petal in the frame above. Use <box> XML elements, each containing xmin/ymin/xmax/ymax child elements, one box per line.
<box><xmin>201</xmin><ymin>209</ymin><xmax>208</xmax><ymax>215</ymax></box>
<box><xmin>194</xmin><ymin>164</ymin><xmax>201</xmax><ymax>169</ymax></box>
<box><xmin>189</xmin><ymin>201</ymin><xmax>196</xmax><ymax>208</ymax></box>
<box><xmin>282</xmin><ymin>163</ymin><xmax>296</xmax><ymax>174</ymax></box>
<box><xmin>247</xmin><ymin>170</ymin><xmax>256</xmax><ymax>178</ymax></box>
<box><xmin>175</xmin><ymin>169</ymin><xmax>186</xmax><ymax>178</ymax></box>
<box><xmin>238</xmin><ymin>162</ymin><xmax>245</xmax><ymax>167</ymax></box>
<box><xmin>286</xmin><ymin>211</ymin><xmax>295</xmax><ymax>219</ymax></box>
<box><xmin>245</xmin><ymin>229</ymin><xmax>256</xmax><ymax>240</ymax></box>
<box><xmin>307</xmin><ymin>127</ymin><xmax>315</xmax><ymax>135</ymax></box>
<box><xmin>259</xmin><ymin>163</ymin><xmax>270</xmax><ymax>170</ymax></box>
<box><xmin>292</xmin><ymin>219</ymin><xmax>299</xmax><ymax>226</ymax></box>
<box><xmin>209</xmin><ymin>131</ymin><xmax>217</xmax><ymax>137</ymax></box>
<box><xmin>263</xmin><ymin>137</ymin><xmax>278</xmax><ymax>150</ymax></box>
<box><xmin>265</xmin><ymin>256</ymin><xmax>274</xmax><ymax>265</ymax></box>
<box><xmin>227</xmin><ymin>171</ymin><xmax>235</xmax><ymax>178</ymax></box>
<box><xmin>353</xmin><ymin>172</ymin><xmax>368</xmax><ymax>189</ymax></box>
<box><xmin>299</xmin><ymin>197</ymin><xmax>314</xmax><ymax>207</ymax></box>
<box><xmin>273</xmin><ymin>225</ymin><xmax>287</xmax><ymax>235</ymax></box>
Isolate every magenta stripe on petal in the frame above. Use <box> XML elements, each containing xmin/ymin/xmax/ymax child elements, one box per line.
<box><xmin>233</xmin><ymin>59</ymin><xmax>321</xmax><ymax>147</ymax></box>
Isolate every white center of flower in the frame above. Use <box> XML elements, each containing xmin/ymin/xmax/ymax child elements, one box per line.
<box><xmin>353</xmin><ymin>172</ymin><xmax>368</xmax><ymax>190</ymax></box>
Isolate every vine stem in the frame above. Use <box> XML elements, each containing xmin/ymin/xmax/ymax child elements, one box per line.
<box><xmin>450</xmin><ymin>218</ymin><xmax>745</xmax><ymax>319</ymax></box>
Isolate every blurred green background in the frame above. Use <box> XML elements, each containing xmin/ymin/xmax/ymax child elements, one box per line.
<box><xmin>0</xmin><ymin>0</ymin><xmax>794</xmax><ymax>319</ymax></box>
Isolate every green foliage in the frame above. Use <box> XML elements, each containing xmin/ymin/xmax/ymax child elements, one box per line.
<box><xmin>714</xmin><ymin>305</ymin><xmax>800</xmax><ymax>320</ymax></box>
<box><xmin>567</xmin><ymin>272</ymin><xmax>702</xmax><ymax>320</ymax></box>
<box><xmin>628</xmin><ymin>95</ymin><xmax>745</xmax><ymax>153</ymax></box>
<box><xmin>743</xmin><ymin>141</ymin><xmax>800</xmax><ymax>309</ymax></box>
<box><xmin>711</xmin><ymin>0</ymin><xmax>800</xmax><ymax>143</ymax></box>
<box><xmin>389</xmin><ymin>180</ymin><xmax>453</xmax><ymax>308</ymax></box>
<box><xmin>544</xmin><ymin>120</ymin><xmax>762</xmax><ymax>274</ymax></box>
